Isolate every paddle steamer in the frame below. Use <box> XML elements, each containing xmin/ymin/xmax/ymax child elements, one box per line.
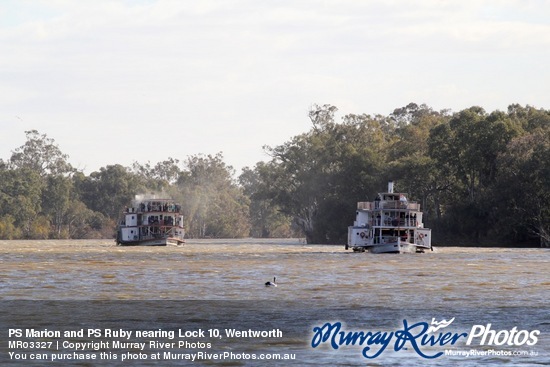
<box><xmin>347</xmin><ymin>181</ymin><xmax>432</xmax><ymax>253</ymax></box>
<box><xmin>116</xmin><ymin>197</ymin><xmax>185</xmax><ymax>246</ymax></box>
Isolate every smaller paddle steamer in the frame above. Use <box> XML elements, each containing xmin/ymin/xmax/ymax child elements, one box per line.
<box><xmin>116</xmin><ymin>197</ymin><xmax>185</xmax><ymax>246</ymax></box>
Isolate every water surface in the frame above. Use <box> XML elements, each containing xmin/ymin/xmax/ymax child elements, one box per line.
<box><xmin>1</xmin><ymin>239</ymin><xmax>548</xmax><ymax>366</ymax></box>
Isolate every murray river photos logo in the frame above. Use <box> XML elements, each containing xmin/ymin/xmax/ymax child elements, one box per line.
<box><xmin>311</xmin><ymin>318</ymin><xmax>540</xmax><ymax>359</ymax></box>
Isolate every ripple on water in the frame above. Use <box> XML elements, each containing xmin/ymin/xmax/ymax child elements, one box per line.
<box><xmin>0</xmin><ymin>240</ymin><xmax>548</xmax><ymax>307</ymax></box>
<box><xmin>0</xmin><ymin>240</ymin><xmax>548</xmax><ymax>366</ymax></box>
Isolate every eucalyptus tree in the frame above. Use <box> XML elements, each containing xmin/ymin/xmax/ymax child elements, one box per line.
<box><xmin>131</xmin><ymin>157</ymin><xmax>182</xmax><ymax>192</ymax></box>
<box><xmin>428</xmin><ymin>107</ymin><xmax>487</xmax><ymax>203</ymax></box>
<box><xmin>262</xmin><ymin>105</ymin><xmax>340</xmax><ymax>243</ymax></box>
<box><xmin>0</xmin><ymin>214</ymin><xmax>19</xmax><ymax>239</ymax></box>
<box><xmin>261</xmin><ymin>104</ymin><xmax>391</xmax><ymax>243</ymax></box>
<box><xmin>78</xmin><ymin>164</ymin><xmax>144</xmax><ymax>221</ymax></box>
<box><xmin>3</xmin><ymin>130</ymin><xmax>76</xmax><ymax>238</ymax></box>
<box><xmin>9</xmin><ymin>130</ymin><xmax>74</xmax><ymax>176</ymax></box>
<box><xmin>387</xmin><ymin>104</ymin><xmax>451</xmax><ymax>222</ymax></box>
<box><xmin>507</xmin><ymin>103</ymin><xmax>550</xmax><ymax>131</ymax></box>
<box><xmin>0</xmin><ymin>167</ymin><xmax>43</xmax><ymax>238</ymax></box>
<box><xmin>176</xmin><ymin>153</ymin><xmax>250</xmax><ymax>238</ymax></box>
<box><xmin>63</xmin><ymin>200</ymin><xmax>108</xmax><ymax>239</ymax></box>
<box><xmin>42</xmin><ymin>175</ymin><xmax>73</xmax><ymax>238</ymax></box>
<box><xmin>492</xmin><ymin>119</ymin><xmax>550</xmax><ymax>246</ymax></box>
<box><xmin>239</xmin><ymin>163</ymin><xmax>296</xmax><ymax>238</ymax></box>
<box><xmin>427</xmin><ymin>106</ymin><xmax>524</xmax><ymax>240</ymax></box>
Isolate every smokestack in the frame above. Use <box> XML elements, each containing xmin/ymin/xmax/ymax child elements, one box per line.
<box><xmin>388</xmin><ymin>181</ymin><xmax>394</xmax><ymax>193</ymax></box>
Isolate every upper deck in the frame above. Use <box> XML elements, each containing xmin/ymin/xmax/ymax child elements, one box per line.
<box><xmin>125</xmin><ymin>199</ymin><xmax>181</xmax><ymax>214</ymax></box>
<box><xmin>357</xmin><ymin>200</ymin><xmax>420</xmax><ymax>211</ymax></box>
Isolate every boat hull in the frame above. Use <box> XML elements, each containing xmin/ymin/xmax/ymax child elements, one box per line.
<box><xmin>365</xmin><ymin>242</ymin><xmax>424</xmax><ymax>254</ymax></box>
<box><xmin>117</xmin><ymin>237</ymin><xmax>184</xmax><ymax>247</ymax></box>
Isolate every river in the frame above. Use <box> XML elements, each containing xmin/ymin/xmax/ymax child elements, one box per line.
<box><xmin>0</xmin><ymin>239</ymin><xmax>548</xmax><ymax>366</ymax></box>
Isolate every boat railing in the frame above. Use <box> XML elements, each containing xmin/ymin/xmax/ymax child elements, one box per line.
<box><xmin>358</xmin><ymin>201</ymin><xmax>420</xmax><ymax>210</ymax></box>
<box><xmin>372</xmin><ymin>218</ymin><xmax>419</xmax><ymax>227</ymax></box>
<box><xmin>126</xmin><ymin>202</ymin><xmax>181</xmax><ymax>213</ymax></box>
<box><xmin>379</xmin><ymin>201</ymin><xmax>419</xmax><ymax>210</ymax></box>
<box><xmin>140</xmin><ymin>225</ymin><xmax>184</xmax><ymax>240</ymax></box>
<box><xmin>357</xmin><ymin>202</ymin><xmax>373</xmax><ymax>210</ymax></box>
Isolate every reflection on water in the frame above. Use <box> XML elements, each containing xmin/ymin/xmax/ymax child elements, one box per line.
<box><xmin>0</xmin><ymin>239</ymin><xmax>548</xmax><ymax>366</ymax></box>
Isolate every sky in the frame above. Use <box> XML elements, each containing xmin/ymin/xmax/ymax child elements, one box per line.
<box><xmin>1</xmin><ymin>0</ymin><xmax>549</xmax><ymax>175</ymax></box>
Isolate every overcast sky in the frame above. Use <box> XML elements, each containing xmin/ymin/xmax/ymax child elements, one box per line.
<box><xmin>1</xmin><ymin>0</ymin><xmax>549</xmax><ymax>175</ymax></box>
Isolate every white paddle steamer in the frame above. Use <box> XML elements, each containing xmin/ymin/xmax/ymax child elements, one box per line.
<box><xmin>347</xmin><ymin>181</ymin><xmax>432</xmax><ymax>253</ymax></box>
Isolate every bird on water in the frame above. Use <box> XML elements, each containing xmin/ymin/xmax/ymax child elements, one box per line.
<box><xmin>265</xmin><ymin>277</ymin><xmax>277</xmax><ymax>287</ymax></box>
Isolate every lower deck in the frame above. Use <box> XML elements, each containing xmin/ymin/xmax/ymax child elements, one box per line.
<box><xmin>347</xmin><ymin>225</ymin><xmax>432</xmax><ymax>253</ymax></box>
<box><xmin>117</xmin><ymin>224</ymin><xmax>185</xmax><ymax>246</ymax></box>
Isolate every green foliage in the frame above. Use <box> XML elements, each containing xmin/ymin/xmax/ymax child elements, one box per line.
<box><xmin>491</xmin><ymin>130</ymin><xmax>550</xmax><ymax>246</ymax></box>
<box><xmin>0</xmin><ymin>167</ymin><xmax>43</xmax><ymax>238</ymax></box>
<box><xmin>131</xmin><ymin>157</ymin><xmax>182</xmax><ymax>191</ymax></box>
<box><xmin>247</xmin><ymin>103</ymin><xmax>549</xmax><ymax>246</ymax></box>
<box><xmin>258</xmin><ymin>104</ymin><xmax>391</xmax><ymax>243</ymax></box>
<box><xmin>0</xmin><ymin>130</ymin><xmax>115</xmax><ymax>240</ymax></box>
<box><xmin>0</xmin><ymin>104</ymin><xmax>548</xmax><ymax>246</ymax></box>
<box><xmin>239</xmin><ymin>164</ymin><xmax>298</xmax><ymax>238</ymax></box>
<box><xmin>78</xmin><ymin>164</ymin><xmax>144</xmax><ymax>220</ymax></box>
<box><xmin>42</xmin><ymin>175</ymin><xmax>72</xmax><ymax>238</ymax></box>
<box><xmin>0</xmin><ymin>215</ymin><xmax>21</xmax><ymax>239</ymax></box>
<box><xmin>9</xmin><ymin>130</ymin><xmax>73</xmax><ymax>176</ymax></box>
<box><xmin>28</xmin><ymin>215</ymin><xmax>51</xmax><ymax>240</ymax></box>
<box><xmin>175</xmin><ymin>153</ymin><xmax>250</xmax><ymax>238</ymax></box>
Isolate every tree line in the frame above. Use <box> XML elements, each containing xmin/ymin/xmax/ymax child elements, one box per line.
<box><xmin>1</xmin><ymin>103</ymin><xmax>548</xmax><ymax>246</ymax></box>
